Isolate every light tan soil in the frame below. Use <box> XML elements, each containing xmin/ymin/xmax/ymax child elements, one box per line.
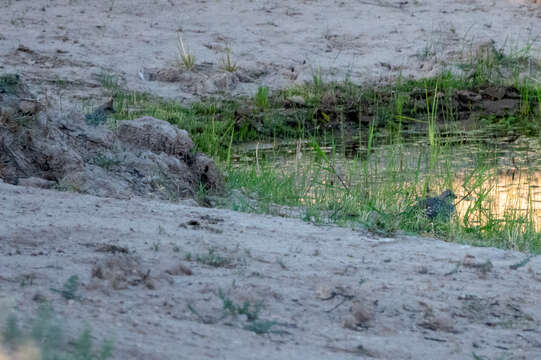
<box><xmin>1</xmin><ymin>1</ymin><xmax>541</xmax><ymax>359</ymax></box>
<box><xmin>1</xmin><ymin>181</ymin><xmax>540</xmax><ymax>359</ymax></box>
<box><xmin>1</xmin><ymin>0</ymin><xmax>540</xmax><ymax>106</ymax></box>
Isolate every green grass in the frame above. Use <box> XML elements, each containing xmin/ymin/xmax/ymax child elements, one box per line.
<box><xmin>187</xmin><ymin>289</ymin><xmax>282</xmax><ymax>335</ymax></box>
<box><xmin>220</xmin><ymin>47</ymin><xmax>237</xmax><ymax>73</ymax></box>
<box><xmin>99</xmin><ymin>47</ymin><xmax>541</xmax><ymax>253</ymax></box>
<box><xmin>177</xmin><ymin>32</ymin><xmax>196</xmax><ymax>70</ymax></box>
<box><xmin>0</xmin><ymin>73</ymin><xmax>21</xmax><ymax>94</ymax></box>
<box><xmin>1</xmin><ymin>305</ymin><xmax>114</xmax><ymax>360</ymax></box>
<box><xmin>226</xmin><ymin>134</ymin><xmax>541</xmax><ymax>253</ymax></box>
<box><xmin>101</xmin><ymin>43</ymin><xmax>541</xmax><ymax>161</ymax></box>
<box><xmin>195</xmin><ymin>247</ymin><xmax>232</xmax><ymax>268</ymax></box>
<box><xmin>50</xmin><ymin>275</ymin><xmax>81</xmax><ymax>301</ymax></box>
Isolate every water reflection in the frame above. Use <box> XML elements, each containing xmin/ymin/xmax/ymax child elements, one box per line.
<box><xmin>233</xmin><ymin>136</ymin><xmax>541</xmax><ymax>230</ymax></box>
<box><xmin>455</xmin><ymin>168</ymin><xmax>541</xmax><ymax>231</ymax></box>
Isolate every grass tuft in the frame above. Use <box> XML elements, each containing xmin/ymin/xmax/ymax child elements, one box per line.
<box><xmin>177</xmin><ymin>32</ymin><xmax>196</xmax><ymax>70</ymax></box>
<box><xmin>220</xmin><ymin>47</ymin><xmax>237</xmax><ymax>73</ymax></box>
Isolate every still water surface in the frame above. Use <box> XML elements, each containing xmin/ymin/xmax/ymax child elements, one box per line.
<box><xmin>233</xmin><ymin>135</ymin><xmax>541</xmax><ymax>230</ymax></box>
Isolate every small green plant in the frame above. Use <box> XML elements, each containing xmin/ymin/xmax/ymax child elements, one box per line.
<box><xmin>254</xmin><ymin>86</ymin><xmax>269</xmax><ymax>109</ymax></box>
<box><xmin>188</xmin><ymin>289</ymin><xmax>281</xmax><ymax>334</ymax></box>
<box><xmin>0</xmin><ymin>73</ymin><xmax>20</xmax><ymax>94</ymax></box>
<box><xmin>85</xmin><ymin>110</ymin><xmax>108</xmax><ymax>126</ymax></box>
<box><xmin>2</xmin><ymin>305</ymin><xmax>114</xmax><ymax>360</ymax></box>
<box><xmin>50</xmin><ymin>275</ymin><xmax>80</xmax><ymax>301</ymax></box>
<box><xmin>18</xmin><ymin>273</ymin><xmax>36</xmax><ymax>287</ymax></box>
<box><xmin>218</xmin><ymin>289</ymin><xmax>262</xmax><ymax>321</ymax></box>
<box><xmin>243</xmin><ymin>320</ymin><xmax>279</xmax><ymax>334</ymax></box>
<box><xmin>220</xmin><ymin>47</ymin><xmax>237</xmax><ymax>73</ymax></box>
<box><xmin>94</xmin><ymin>153</ymin><xmax>120</xmax><ymax>169</ymax></box>
<box><xmin>3</xmin><ymin>314</ymin><xmax>22</xmax><ymax>346</ymax></box>
<box><xmin>97</xmin><ymin>72</ymin><xmax>121</xmax><ymax>92</ymax></box>
<box><xmin>312</xmin><ymin>66</ymin><xmax>323</xmax><ymax>92</ymax></box>
<box><xmin>158</xmin><ymin>225</ymin><xmax>166</xmax><ymax>235</ymax></box>
<box><xmin>196</xmin><ymin>248</ymin><xmax>231</xmax><ymax>267</ymax></box>
<box><xmin>177</xmin><ymin>32</ymin><xmax>196</xmax><ymax>70</ymax></box>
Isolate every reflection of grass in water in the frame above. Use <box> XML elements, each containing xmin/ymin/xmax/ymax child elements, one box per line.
<box><xmin>227</xmin><ymin>133</ymin><xmax>541</xmax><ymax>253</ymax></box>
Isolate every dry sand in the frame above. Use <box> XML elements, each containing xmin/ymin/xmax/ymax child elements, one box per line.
<box><xmin>1</xmin><ymin>181</ymin><xmax>540</xmax><ymax>359</ymax></box>
<box><xmin>1</xmin><ymin>0</ymin><xmax>540</xmax><ymax>105</ymax></box>
<box><xmin>1</xmin><ymin>1</ymin><xmax>541</xmax><ymax>359</ymax></box>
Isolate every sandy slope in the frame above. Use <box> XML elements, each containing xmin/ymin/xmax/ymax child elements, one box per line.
<box><xmin>1</xmin><ymin>181</ymin><xmax>540</xmax><ymax>359</ymax></box>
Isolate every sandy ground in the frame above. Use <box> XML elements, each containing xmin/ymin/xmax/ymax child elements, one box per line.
<box><xmin>1</xmin><ymin>0</ymin><xmax>541</xmax><ymax>106</ymax></box>
<box><xmin>2</xmin><ymin>1</ymin><xmax>541</xmax><ymax>359</ymax></box>
<box><xmin>1</xmin><ymin>181</ymin><xmax>540</xmax><ymax>359</ymax></box>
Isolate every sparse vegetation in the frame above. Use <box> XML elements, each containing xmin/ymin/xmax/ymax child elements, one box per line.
<box><xmin>254</xmin><ymin>86</ymin><xmax>269</xmax><ymax>109</ymax></box>
<box><xmin>50</xmin><ymin>275</ymin><xmax>81</xmax><ymax>301</ymax></box>
<box><xmin>195</xmin><ymin>247</ymin><xmax>232</xmax><ymax>267</ymax></box>
<box><xmin>176</xmin><ymin>32</ymin><xmax>196</xmax><ymax>70</ymax></box>
<box><xmin>102</xmin><ymin>47</ymin><xmax>541</xmax><ymax>253</ymax></box>
<box><xmin>93</xmin><ymin>153</ymin><xmax>121</xmax><ymax>170</ymax></box>
<box><xmin>1</xmin><ymin>305</ymin><xmax>114</xmax><ymax>360</ymax></box>
<box><xmin>220</xmin><ymin>47</ymin><xmax>237</xmax><ymax>73</ymax></box>
<box><xmin>187</xmin><ymin>289</ymin><xmax>281</xmax><ymax>335</ymax></box>
<box><xmin>85</xmin><ymin>110</ymin><xmax>108</xmax><ymax>126</ymax></box>
<box><xmin>0</xmin><ymin>73</ymin><xmax>20</xmax><ymax>94</ymax></box>
<box><xmin>218</xmin><ymin>289</ymin><xmax>262</xmax><ymax>321</ymax></box>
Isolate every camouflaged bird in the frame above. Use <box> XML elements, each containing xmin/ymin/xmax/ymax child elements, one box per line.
<box><xmin>411</xmin><ymin>189</ymin><xmax>457</xmax><ymax>220</ymax></box>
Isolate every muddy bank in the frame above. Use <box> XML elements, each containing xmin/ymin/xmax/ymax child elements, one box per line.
<box><xmin>230</xmin><ymin>81</ymin><xmax>539</xmax><ymax>139</ymax></box>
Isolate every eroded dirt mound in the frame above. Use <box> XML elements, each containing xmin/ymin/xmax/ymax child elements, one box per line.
<box><xmin>0</xmin><ymin>74</ymin><xmax>222</xmax><ymax>200</ymax></box>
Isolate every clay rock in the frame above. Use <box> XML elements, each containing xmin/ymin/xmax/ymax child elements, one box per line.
<box><xmin>117</xmin><ymin>116</ymin><xmax>194</xmax><ymax>158</ymax></box>
<box><xmin>200</xmin><ymin>72</ymin><xmax>239</xmax><ymax>93</ymax></box>
<box><xmin>1</xmin><ymin>76</ymin><xmax>223</xmax><ymax>201</ymax></box>
<box><xmin>193</xmin><ymin>152</ymin><xmax>223</xmax><ymax>191</ymax></box>
<box><xmin>351</xmin><ymin>300</ymin><xmax>374</xmax><ymax>325</ymax></box>
<box><xmin>18</xmin><ymin>100</ymin><xmax>40</xmax><ymax>115</ymax></box>
<box><xmin>287</xmin><ymin>95</ymin><xmax>306</xmax><ymax>106</ymax></box>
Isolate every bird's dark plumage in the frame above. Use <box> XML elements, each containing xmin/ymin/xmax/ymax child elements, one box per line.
<box><xmin>412</xmin><ymin>189</ymin><xmax>456</xmax><ymax>220</ymax></box>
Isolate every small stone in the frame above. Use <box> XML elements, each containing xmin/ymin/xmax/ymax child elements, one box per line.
<box><xmin>165</xmin><ymin>263</ymin><xmax>193</xmax><ymax>276</ymax></box>
<box><xmin>351</xmin><ymin>300</ymin><xmax>374</xmax><ymax>325</ymax></box>
<box><xmin>287</xmin><ymin>95</ymin><xmax>305</xmax><ymax>106</ymax></box>
<box><xmin>342</xmin><ymin>317</ymin><xmax>358</xmax><ymax>330</ymax></box>
<box><xmin>418</xmin><ymin>313</ymin><xmax>457</xmax><ymax>333</ymax></box>
<box><xmin>144</xmin><ymin>278</ymin><xmax>157</xmax><ymax>290</ymax></box>
<box><xmin>316</xmin><ymin>285</ymin><xmax>335</xmax><ymax>300</ymax></box>
<box><xmin>32</xmin><ymin>293</ymin><xmax>47</xmax><ymax>302</ymax></box>
<box><xmin>18</xmin><ymin>177</ymin><xmax>56</xmax><ymax>189</ymax></box>
<box><xmin>18</xmin><ymin>100</ymin><xmax>39</xmax><ymax>114</ymax></box>
<box><xmin>111</xmin><ymin>277</ymin><xmax>128</xmax><ymax>290</ymax></box>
